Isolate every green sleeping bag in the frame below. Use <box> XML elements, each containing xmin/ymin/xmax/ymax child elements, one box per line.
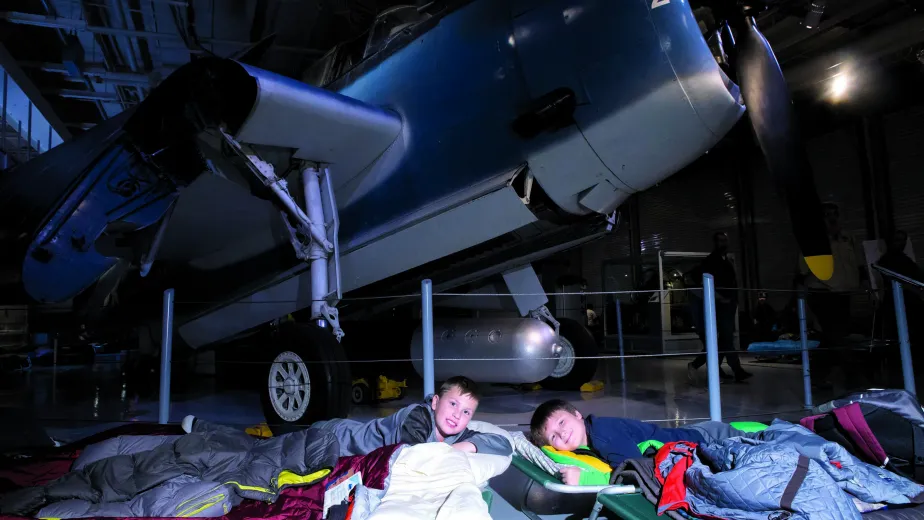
<box><xmin>541</xmin><ymin>446</ymin><xmax>613</xmax><ymax>485</ymax></box>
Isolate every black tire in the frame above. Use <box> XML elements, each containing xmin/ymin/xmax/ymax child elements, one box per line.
<box><xmin>540</xmin><ymin>318</ymin><xmax>599</xmax><ymax>390</ymax></box>
<box><xmin>351</xmin><ymin>380</ymin><xmax>373</xmax><ymax>405</ymax></box>
<box><xmin>259</xmin><ymin>323</ymin><xmax>352</xmax><ymax>426</ymax></box>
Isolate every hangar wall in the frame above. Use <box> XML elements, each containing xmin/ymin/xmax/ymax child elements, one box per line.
<box><xmin>579</xmin><ymin>152</ymin><xmax>745</xmax><ymax>309</ymax></box>
<box><xmin>576</xmin><ymin>102</ymin><xmax>924</xmax><ymax>339</ymax></box>
<box><xmin>886</xmin><ymin>105</ymin><xmax>924</xmax><ymax>258</ymax></box>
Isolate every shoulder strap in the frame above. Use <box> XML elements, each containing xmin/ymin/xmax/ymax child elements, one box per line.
<box><xmin>831</xmin><ymin>403</ymin><xmax>889</xmax><ymax>466</ymax></box>
<box><xmin>799</xmin><ymin>413</ymin><xmax>827</xmax><ymax>431</ymax></box>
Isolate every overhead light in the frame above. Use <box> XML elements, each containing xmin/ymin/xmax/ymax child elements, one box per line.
<box><xmin>804</xmin><ymin>0</ymin><xmax>826</xmax><ymax>29</ymax></box>
<box><xmin>828</xmin><ymin>72</ymin><xmax>851</xmax><ymax>101</ymax></box>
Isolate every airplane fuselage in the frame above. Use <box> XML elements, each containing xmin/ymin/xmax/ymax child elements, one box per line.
<box><xmin>328</xmin><ymin>0</ymin><xmax>743</xmax><ymax>247</ymax></box>
<box><xmin>2</xmin><ymin>0</ymin><xmax>745</xmax><ymax>350</ymax></box>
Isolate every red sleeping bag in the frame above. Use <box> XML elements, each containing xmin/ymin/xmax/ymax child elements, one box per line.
<box><xmin>0</xmin><ymin>424</ymin><xmax>400</xmax><ymax>520</ymax></box>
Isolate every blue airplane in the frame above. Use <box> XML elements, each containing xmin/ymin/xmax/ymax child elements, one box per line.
<box><xmin>0</xmin><ymin>0</ymin><xmax>833</xmax><ymax>424</ymax></box>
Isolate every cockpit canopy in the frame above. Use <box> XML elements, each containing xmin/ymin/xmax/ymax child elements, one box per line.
<box><xmin>302</xmin><ymin>4</ymin><xmax>431</xmax><ymax>87</ymax></box>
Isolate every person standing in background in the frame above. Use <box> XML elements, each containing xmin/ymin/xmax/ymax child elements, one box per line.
<box><xmin>686</xmin><ymin>266</ymin><xmax>732</xmax><ymax>380</ymax></box>
<box><xmin>688</xmin><ymin>232</ymin><xmax>753</xmax><ymax>383</ymax></box>
<box><xmin>797</xmin><ymin>202</ymin><xmax>865</xmax><ymax>389</ymax></box>
<box><xmin>585</xmin><ymin>303</ymin><xmax>598</xmax><ymax>328</ymax></box>
<box><xmin>877</xmin><ymin>230</ymin><xmax>923</xmax><ymax>283</ymax></box>
<box><xmin>752</xmin><ymin>291</ymin><xmax>779</xmax><ymax>342</ymax></box>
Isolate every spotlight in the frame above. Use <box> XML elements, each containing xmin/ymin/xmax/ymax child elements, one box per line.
<box><xmin>804</xmin><ymin>0</ymin><xmax>826</xmax><ymax>29</ymax></box>
<box><xmin>829</xmin><ymin>73</ymin><xmax>850</xmax><ymax>101</ymax></box>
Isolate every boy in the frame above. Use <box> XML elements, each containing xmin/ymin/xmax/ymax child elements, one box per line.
<box><xmin>530</xmin><ymin>399</ymin><xmax>742</xmax><ymax>485</ymax></box>
<box><xmin>312</xmin><ymin>375</ymin><xmax>512</xmax><ymax>456</ymax></box>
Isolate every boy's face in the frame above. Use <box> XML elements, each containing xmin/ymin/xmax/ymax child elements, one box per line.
<box><xmin>541</xmin><ymin>409</ymin><xmax>587</xmax><ymax>451</ymax></box>
<box><xmin>430</xmin><ymin>386</ymin><xmax>478</xmax><ymax>439</ymax></box>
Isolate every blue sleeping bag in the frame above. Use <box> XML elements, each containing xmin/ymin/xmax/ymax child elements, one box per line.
<box><xmin>747</xmin><ymin>339</ymin><xmax>819</xmax><ymax>353</ymax></box>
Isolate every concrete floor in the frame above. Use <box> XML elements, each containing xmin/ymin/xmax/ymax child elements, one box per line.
<box><xmin>0</xmin><ymin>351</ymin><xmax>861</xmax><ymax>447</ymax></box>
<box><xmin>0</xmin><ymin>349</ymin><xmax>887</xmax><ymax>520</ymax></box>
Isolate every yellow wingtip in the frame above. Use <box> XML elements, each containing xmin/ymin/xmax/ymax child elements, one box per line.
<box><xmin>805</xmin><ymin>254</ymin><xmax>834</xmax><ymax>281</ymax></box>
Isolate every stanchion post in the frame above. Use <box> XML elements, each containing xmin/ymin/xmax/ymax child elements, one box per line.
<box><xmin>702</xmin><ymin>274</ymin><xmax>722</xmax><ymax>422</ymax></box>
<box><xmin>798</xmin><ymin>296</ymin><xmax>812</xmax><ymax>409</ymax></box>
<box><xmin>892</xmin><ymin>280</ymin><xmax>917</xmax><ymax>397</ymax></box>
<box><xmin>159</xmin><ymin>289</ymin><xmax>175</xmax><ymax>425</ymax></box>
<box><xmin>421</xmin><ymin>279</ymin><xmax>435</xmax><ymax>398</ymax></box>
<box><xmin>616</xmin><ymin>299</ymin><xmax>626</xmax><ymax>382</ymax></box>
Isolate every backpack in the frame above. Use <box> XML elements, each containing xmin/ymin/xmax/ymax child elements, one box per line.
<box><xmin>799</xmin><ymin>389</ymin><xmax>924</xmax><ymax>483</ymax></box>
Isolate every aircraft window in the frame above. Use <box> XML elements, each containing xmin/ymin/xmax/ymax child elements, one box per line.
<box><xmin>302</xmin><ymin>32</ymin><xmax>368</xmax><ymax>87</ymax></box>
<box><xmin>301</xmin><ymin>4</ymin><xmax>434</xmax><ymax>87</ymax></box>
<box><xmin>362</xmin><ymin>5</ymin><xmax>427</xmax><ymax>59</ymax></box>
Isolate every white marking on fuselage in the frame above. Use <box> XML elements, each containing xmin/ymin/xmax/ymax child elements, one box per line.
<box><xmin>651</xmin><ymin>0</ymin><xmax>670</xmax><ymax>8</ymax></box>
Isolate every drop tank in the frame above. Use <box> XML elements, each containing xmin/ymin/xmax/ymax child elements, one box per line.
<box><xmin>410</xmin><ymin>317</ymin><xmax>560</xmax><ymax>384</ymax></box>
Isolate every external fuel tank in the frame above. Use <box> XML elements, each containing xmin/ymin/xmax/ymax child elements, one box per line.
<box><xmin>410</xmin><ymin>317</ymin><xmax>560</xmax><ymax>384</ymax></box>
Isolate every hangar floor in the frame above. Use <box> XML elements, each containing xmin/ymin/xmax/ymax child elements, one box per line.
<box><xmin>0</xmin><ymin>352</ymin><xmax>883</xmax><ymax>519</ymax></box>
<box><xmin>0</xmin><ymin>353</ymin><xmax>850</xmax><ymax>446</ymax></box>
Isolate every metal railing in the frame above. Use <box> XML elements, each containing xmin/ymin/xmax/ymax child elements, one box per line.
<box><xmin>152</xmin><ymin>271</ymin><xmax>919</xmax><ymax>424</ymax></box>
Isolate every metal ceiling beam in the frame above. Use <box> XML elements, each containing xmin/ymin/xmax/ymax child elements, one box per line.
<box><xmin>64</xmin><ymin>122</ymin><xmax>98</xmax><ymax>130</ymax></box>
<box><xmin>773</xmin><ymin>0</ymin><xmax>893</xmax><ymax>57</ymax></box>
<box><xmin>0</xmin><ymin>11</ymin><xmax>326</xmax><ymax>55</ymax></box>
<box><xmin>0</xmin><ymin>42</ymin><xmax>73</xmax><ymax>141</ymax></box>
<box><xmin>43</xmin><ymin>89</ymin><xmax>125</xmax><ymax>102</ymax></box>
<box><xmin>20</xmin><ymin>61</ymin><xmax>162</xmax><ymax>85</ymax></box>
<box><xmin>784</xmin><ymin>14</ymin><xmax>924</xmax><ymax>90</ymax></box>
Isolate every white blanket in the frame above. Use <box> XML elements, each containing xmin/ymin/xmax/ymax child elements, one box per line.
<box><xmin>363</xmin><ymin>441</ymin><xmax>511</xmax><ymax>520</ymax></box>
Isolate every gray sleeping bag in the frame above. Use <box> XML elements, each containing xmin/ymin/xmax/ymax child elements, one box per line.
<box><xmin>37</xmin><ymin>435</ymin><xmax>235</xmax><ymax>519</ymax></box>
<box><xmin>0</xmin><ymin>419</ymin><xmax>339</xmax><ymax>518</ymax></box>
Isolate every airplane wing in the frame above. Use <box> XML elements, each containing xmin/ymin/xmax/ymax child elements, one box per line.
<box><xmin>0</xmin><ymin>57</ymin><xmax>403</xmax><ymax>304</ymax></box>
<box><xmin>230</xmin><ymin>62</ymin><xmax>402</xmax><ymax>181</ymax></box>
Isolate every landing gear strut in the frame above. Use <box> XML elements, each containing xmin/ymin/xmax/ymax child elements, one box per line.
<box><xmin>217</xmin><ymin>131</ymin><xmax>350</xmax><ymax>425</ymax></box>
<box><xmin>503</xmin><ymin>264</ymin><xmax>599</xmax><ymax>388</ymax></box>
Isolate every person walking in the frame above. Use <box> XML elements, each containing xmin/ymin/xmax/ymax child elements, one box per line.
<box><xmin>688</xmin><ymin>232</ymin><xmax>753</xmax><ymax>383</ymax></box>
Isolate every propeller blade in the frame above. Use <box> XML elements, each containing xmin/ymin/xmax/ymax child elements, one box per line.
<box><xmin>736</xmin><ymin>17</ymin><xmax>833</xmax><ymax>281</ymax></box>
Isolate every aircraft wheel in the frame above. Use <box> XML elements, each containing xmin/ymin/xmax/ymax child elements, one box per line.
<box><xmin>540</xmin><ymin>318</ymin><xmax>598</xmax><ymax>390</ymax></box>
<box><xmin>260</xmin><ymin>324</ymin><xmax>352</xmax><ymax>426</ymax></box>
<box><xmin>351</xmin><ymin>379</ymin><xmax>374</xmax><ymax>405</ymax></box>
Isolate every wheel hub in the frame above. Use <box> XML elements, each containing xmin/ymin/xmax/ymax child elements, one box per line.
<box><xmin>268</xmin><ymin>351</ymin><xmax>311</xmax><ymax>422</ymax></box>
<box><xmin>550</xmin><ymin>337</ymin><xmax>576</xmax><ymax>378</ymax></box>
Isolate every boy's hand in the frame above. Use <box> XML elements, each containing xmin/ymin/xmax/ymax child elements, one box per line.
<box><xmin>560</xmin><ymin>466</ymin><xmax>582</xmax><ymax>486</ymax></box>
<box><xmin>452</xmin><ymin>441</ymin><xmax>477</xmax><ymax>453</ymax></box>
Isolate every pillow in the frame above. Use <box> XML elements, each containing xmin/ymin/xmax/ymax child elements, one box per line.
<box><xmin>542</xmin><ymin>446</ymin><xmax>612</xmax><ymax>485</ymax></box>
<box><xmin>465</xmin><ymin>420</ymin><xmax>514</xmax><ymax>485</ymax></box>
<box><xmin>467</xmin><ymin>452</ymin><xmax>512</xmax><ymax>486</ymax></box>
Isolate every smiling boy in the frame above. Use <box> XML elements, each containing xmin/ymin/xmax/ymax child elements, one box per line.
<box><xmin>530</xmin><ymin>399</ymin><xmax>739</xmax><ymax>484</ymax></box>
<box><xmin>312</xmin><ymin>375</ymin><xmax>512</xmax><ymax>456</ymax></box>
